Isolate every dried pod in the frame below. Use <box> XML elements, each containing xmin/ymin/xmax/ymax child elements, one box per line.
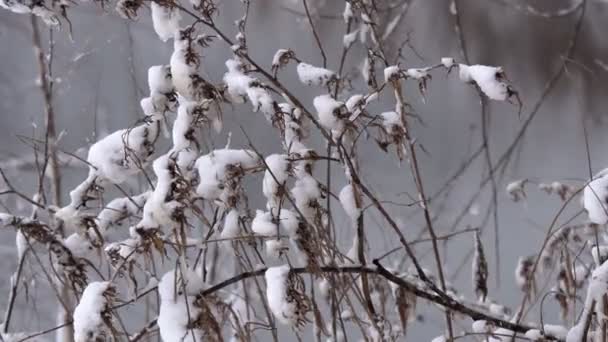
<box><xmin>472</xmin><ymin>231</ymin><xmax>489</xmax><ymax>302</ymax></box>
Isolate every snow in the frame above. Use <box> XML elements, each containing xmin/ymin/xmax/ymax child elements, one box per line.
<box><xmin>73</xmin><ymin>281</ymin><xmax>113</xmax><ymax>342</ymax></box>
<box><xmin>158</xmin><ymin>268</ymin><xmax>205</xmax><ymax>342</ymax></box>
<box><xmin>87</xmin><ymin>123</ymin><xmax>158</xmax><ymax>184</ymax></box>
<box><xmin>105</xmin><ymin>238</ymin><xmax>138</xmax><ymax>261</ymax></box>
<box><xmin>506</xmin><ymin>179</ymin><xmax>527</xmax><ymax>202</ymax></box>
<box><xmin>0</xmin><ymin>0</ymin><xmax>31</xmax><ymax>14</ymax></box>
<box><xmin>265</xmin><ymin>265</ymin><xmax>297</xmax><ymax>325</ymax></box>
<box><xmin>297</xmin><ymin>63</ymin><xmax>336</xmax><ymax>86</ymax></box>
<box><xmin>339</xmin><ymin>184</ymin><xmax>360</xmax><ymax>222</ymax></box>
<box><xmin>263</xmin><ymin>154</ymin><xmax>290</xmax><ymax>210</ymax></box>
<box><xmin>170</xmin><ymin>30</ymin><xmax>205</xmax><ymax>101</ymax></box>
<box><xmin>441</xmin><ymin>57</ymin><xmax>455</xmax><ymax>68</ymax></box>
<box><xmin>224</xmin><ymin>59</ymin><xmax>252</xmax><ymax>103</ymax></box>
<box><xmin>63</xmin><ymin>233</ymin><xmax>93</xmax><ymax>258</ymax></box>
<box><xmin>97</xmin><ymin>192</ymin><xmax>149</xmax><ymax>234</ymax></box>
<box><xmin>147</xmin><ymin>65</ymin><xmax>174</xmax><ymax>94</ymax></box>
<box><xmin>281</xmin><ymin>103</ymin><xmax>309</xmax><ymax>153</ymax></box>
<box><xmin>525</xmin><ymin>329</ymin><xmax>543</xmax><ymax>340</ymax></box>
<box><xmin>221</xmin><ymin>209</ymin><xmax>241</xmax><ymax>239</ymax></box>
<box><xmin>525</xmin><ymin>325</ymin><xmax>568</xmax><ymax>340</ymax></box>
<box><xmin>246</xmin><ymin>85</ymin><xmax>274</xmax><ymax>119</ymax></box>
<box><xmin>405</xmin><ymin>68</ymin><xmax>429</xmax><ymax>79</ymax></box>
<box><xmin>488</xmin><ymin>327</ymin><xmax>513</xmax><ymax>342</ymax></box>
<box><xmin>151</xmin><ymin>2</ymin><xmax>181</xmax><ymax>42</ymax></box>
<box><xmin>317</xmin><ymin>278</ymin><xmax>330</xmax><ymax>299</ymax></box>
<box><xmin>265</xmin><ymin>239</ymin><xmax>287</xmax><ymax>258</ymax></box>
<box><xmin>15</xmin><ymin>230</ymin><xmax>26</xmax><ymax>260</ymax></box>
<box><xmin>381</xmin><ymin>111</ymin><xmax>403</xmax><ymax>132</ymax></box>
<box><xmin>566</xmin><ymin>322</ymin><xmax>585</xmax><ymax>342</ymax></box>
<box><xmin>471</xmin><ymin>320</ymin><xmax>488</xmax><ymax>333</ymax></box>
<box><xmin>343</xmin><ymin>30</ymin><xmax>359</xmax><ymax>48</ymax></box>
<box><xmin>592</xmin><ymin>245</ymin><xmax>608</xmax><ymax>266</ymax></box>
<box><xmin>384</xmin><ymin>65</ymin><xmax>401</xmax><ymax>82</ymax></box>
<box><xmin>584</xmin><ymin>171</ymin><xmax>608</xmax><ymax>224</ymax></box>
<box><xmin>292</xmin><ymin>172</ymin><xmax>322</xmax><ymax>221</ymax></box>
<box><xmin>195</xmin><ymin>149</ymin><xmax>259</xmax><ymax>203</ymax></box>
<box><xmin>343</xmin><ymin>2</ymin><xmax>353</xmax><ymax>23</ymax></box>
<box><xmin>459</xmin><ymin>64</ymin><xmax>510</xmax><ymax>101</ymax></box>
<box><xmin>224</xmin><ymin>58</ymin><xmax>276</xmax><ymax>120</ymax></box>
<box><xmin>0</xmin><ymin>329</ymin><xmax>29</xmax><ymax>342</ymax></box>
<box><xmin>345</xmin><ymin>94</ymin><xmax>364</xmax><ymax>115</ymax></box>
<box><xmin>136</xmin><ymin>154</ymin><xmax>182</xmax><ymax>231</ymax></box>
<box><xmin>252</xmin><ymin>210</ymin><xmax>278</xmax><ymax>236</ymax></box>
<box><xmin>278</xmin><ymin>209</ymin><xmax>299</xmax><ymax>237</ymax></box>
<box><xmin>544</xmin><ymin>325</ymin><xmax>568</xmax><ymax>339</ymax></box>
<box><xmin>271</xmin><ymin>49</ymin><xmax>292</xmax><ymax>70</ymax></box>
<box><xmin>313</xmin><ymin>94</ymin><xmax>346</xmax><ymax>132</ymax></box>
<box><xmin>30</xmin><ymin>6</ymin><xmax>58</xmax><ymax>25</ymax></box>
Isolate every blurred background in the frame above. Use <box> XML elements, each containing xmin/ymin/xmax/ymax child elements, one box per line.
<box><xmin>0</xmin><ymin>0</ymin><xmax>607</xmax><ymax>340</ymax></box>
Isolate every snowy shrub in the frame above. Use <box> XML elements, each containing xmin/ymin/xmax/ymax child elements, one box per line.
<box><xmin>0</xmin><ymin>0</ymin><xmax>600</xmax><ymax>341</ymax></box>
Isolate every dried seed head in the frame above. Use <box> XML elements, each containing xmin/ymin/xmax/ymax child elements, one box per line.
<box><xmin>472</xmin><ymin>231</ymin><xmax>489</xmax><ymax>302</ymax></box>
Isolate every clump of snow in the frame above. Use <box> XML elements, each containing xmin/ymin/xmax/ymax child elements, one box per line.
<box><xmin>584</xmin><ymin>170</ymin><xmax>608</xmax><ymax>224</ymax></box>
<box><xmin>151</xmin><ymin>2</ymin><xmax>181</xmax><ymax>42</ymax></box>
<box><xmin>265</xmin><ymin>239</ymin><xmax>288</xmax><ymax>258</ymax></box>
<box><xmin>223</xmin><ymin>58</ymin><xmax>276</xmax><ymax>121</ymax></box>
<box><xmin>472</xmin><ymin>320</ymin><xmax>489</xmax><ymax>333</ymax></box>
<box><xmin>381</xmin><ymin>111</ymin><xmax>403</xmax><ymax>133</ymax></box>
<box><xmin>343</xmin><ymin>30</ymin><xmax>359</xmax><ymax>48</ymax></box>
<box><xmin>158</xmin><ymin>268</ymin><xmax>205</xmax><ymax>342</ymax></box>
<box><xmin>506</xmin><ymin>179</ymin><xmax>527</xmax><ymax>202</ymax></box>
<box><xmin>252</xmin><ymin>209</ymin><xmax>299</xmax><ymax>238</ymax></box>
<box><xmin>221</xmin><ymin>209</ymin><xmax>241</xmax><ymax>239</ymax></box>
<box><xmin>343</xmin><ymin>1</ymin><xmax>353</xmax><ymax>23</ymax></box>
<box><xmin>384</xmin><ymin>65</ymin><xmax>401</xmax><ymax>82</ymax></box>
<box><xmin>566</xmin><ymin>321</ymin><xmax>586</xmax><ymax>342</ymax></box>
<box><xmin>263</xmin><ymin>154</ymin><xmax>290</xmax><ymax>211</ymax></box>
<box><xmin>0</xmin><ymin>0</ymin><xmax>31</xmax><ymax>14</ymax></box>
<box><xmin>31</xmin><ymin>6</ymin><xmax>59</xmax><ymax>26</ymax></box>
<box><xmin>339</xmin><ymin>184</ymin><xmax>360</xmax><ymax>222</ymax></box>
<box><xmin>265</xmin><ymin>265</ymin><xmax>297</xmax><ymax>325</ymax></box>
<box><xmin>170</xmin><ymin>28</ymin><xmax>210</xmax><ymax>102</ymax></box>
<box><xmin>0</xmin><ymin>329</ymin><xmax>28</xmax><ymax>342</ymax></box>
<box><xmin>135</xmin><ymin>155</ymin><xmax>182</xmax><ymax>232</ymax></box>
<box><xmin>313</xmin><ymin>94</ymin><xmax>347</xmax><ymax>133</ymax></box>
<box><xmin>281</xmin><ymin>103</ymin><xmax>309</xmax><ymax>153</ymax></box>
<box><xmin>292</xmin><ymin>169</ymin><xmax>322</xmax><ymax>222</ymax></box>
<box><xmin>87</xmin><ymin>123</ymin><xmax>159</xmax><ymax>184</ymax></box>
<box><xmin>525</xmin><ymin>324</ymin><xmax>568</xmax><ymax>341</ymax></box>
<box><xmin>224</xmin><ymin>59</ymin><xmax>253</xmax><ymax>104</ymax></box>
<box><xmin>441</xmin><ymin>57</ymin><xmax>455</xmax><ymax>68</ymax></box>
<box><xmin>252</xmin><ymin>210</ymin><xmax>278</xmax><ymax>236</ymax></box>
<box><xmin>105</xmin><ymin>237</ymin><xmax>139</xmax><ymax>264</ymax></box>
<box><xmin>148</xmin><ymin>65</ymin><xmax>174</xmax><ymax>94</ymax></box>
<box><xmin>404</xmin><ymin>68</ymin><xmax>429</xmax><ymax>80</ymax></box>
<box><xmin>297</xmin><ymin>63</ymin><xmax>336</xmax><ymax>86</ymax></box>
<box><xmin>591</xmin><ymin>245</ymin><xmax>608</xmax><ymax>266</ymax></box>
<box><xmin>195</xmin><ymin>149</ymin><xmax>259</xmax><ymax>204</ymax></box>
<box><xmin>539</xmin><ymin>181</ymin><xmax>573</xmax><ymax>201</ymax></box>
<box><xmin>430</xmin><ymin>335</ymin><xmax>446</xmax><ymax>342</ymax></box>
<box><xmin>97</xmin><ymin>192</ymin><xmax>149</xmax><ymax>234</ymax></box>
<box><xmin>459</xmin><ymin>64</ymin><xmax>510</xmax><ymax>101</ymax></box>
<box><xmin>73</xmin><ymin>281</ymin><xmax>114</xmax><ymax>342</ymax></box>
<box><xmin>63</xmin><ymin>233</ymin><xmax>94</xmax><ymax>259</ymax></box>
<box><xmin>345</xmin><ymin>94</ymin><xmax>365</xmax><ymax>118</ymax></box>
<box><xmin>271</xmin><ymin>49</ymin><xmax>294</xmax><ymax>72</ymax></box>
